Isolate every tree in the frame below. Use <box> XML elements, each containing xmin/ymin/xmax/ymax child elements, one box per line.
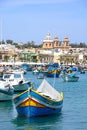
<box><xmin>70</xmin><ymin>42</ymin><xmax>87</xmax><ymax>48</ymax></box>
<box><xmin>0</xmin><ymin>40</ymin><xmax>5</xmax><ymax>44</ymax></box>
<box><xmin>59</xmin><ymin>56</ymin><xmax>64</xmax><ymax>64</ymax></box>
<box><xmin>6</xmin><ymin>39</ymin><xmax>13</xmax><ymax>44</ymax></box>
<box><xmin>79</xmin><ymin>42</ymin><xmax>87</xmax><ymax>48</ymax></box>
<box><xmin>69</xmin><ymin>58</ymin><xmax>74</xmax><ymax>65</ymax></box>
<box><xmin>13</xmin><ymin>54</ymin><xmax>17</xmax><ymax>62</ymax></box>
<box><xmin>0</xmin><ymin>52</ymin><xmax>2</xmax><ymax>60</ymax></box>
<box><xmin>4</xmin><ymin>55</ymin><xmax>10</xmax><ymax>62</ymax></box>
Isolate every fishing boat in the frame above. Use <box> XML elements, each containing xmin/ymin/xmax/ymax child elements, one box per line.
<box><xmin>32</xmin><ymin>69</ymin><xmax>39</xmax><ymax>75</ymax></box>
<box><xmin>46</xmin><ymin>66</ymin><xmax>61</xmax><ymax>78</ymax></box>
<box><xmin>0</xmin><ymin>81</ymin><xmax>14</xmax><ymax>101</ymax></box>
<box><xmin>14</xmin><ymin>79</ymin><xmax>63</xmax><ymax>117</ymax></box>
<box><xmin>2</xmin><ymin>71</ymin><xmax>31</xmax><ymax>92</ymax></box>
<box><xmin>62</xmin><ymin>69</ymin><xmax>79</xmax><ymax>82</ymax></box>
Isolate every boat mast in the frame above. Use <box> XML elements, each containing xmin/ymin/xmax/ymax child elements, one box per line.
<box><xmin>0</xmin><ymin>17</ymin><xmax>2</xmax><ymax>45</ymax></box>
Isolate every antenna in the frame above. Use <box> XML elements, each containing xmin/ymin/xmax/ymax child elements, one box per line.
<box><xmin>53</xmin><ymin>70</ymin><xmax>56</xmax><ymax>88</ymax></box>
<box><xmin>0</xmin><ymin>17</ymin><xmax>2</xmax><ymax>45</ymax></box>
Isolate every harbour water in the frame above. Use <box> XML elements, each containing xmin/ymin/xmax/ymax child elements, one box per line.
<box><xmin>0</xmin><ymin>71</ymin><xmax>87</xmax><ymax>130</ymax></box>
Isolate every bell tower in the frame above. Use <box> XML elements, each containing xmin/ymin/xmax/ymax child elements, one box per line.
<box><xmin>64</xmin><ymin>36</ymin><xmax>69</xmax><ymax>46</ymax></box>
<box><xmin>54</xmin><ymin>36</ymin><xmax>59</xmax><ymax>48</ymax></box>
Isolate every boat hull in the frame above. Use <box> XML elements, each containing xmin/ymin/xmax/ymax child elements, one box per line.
<box><xmin>46</xmin><ymin>67</ymin><xmax>61</xmax><ymax>78</ymax></box>
<box><xmin>0</xmin><ymin>87</ymin><xmax>14</xmax><ymax>101</ymax></box>
<box><xmin>47</xmin><ymin>71</ymin><xmax>60</xmax><ymax>78</ymax></box>
<box><xmin>47</xmin><ymin>73</ymin><xmax>60</xmax><ymax>78</ymax></box>
<box><xmin>0</xmin><ymin>92</ymin><xmax>13</xmax><ymax>101</ymax></box>
<box><xmin>16</xmin><ymin>105</ymin><xmax>62</xmax><ymax>117</ymax></box>
<box><xmin>14</xmin><ymin>88</ymin><xmax>63</xmax><ymax>117</ymax></box>
<box><xmin>13</xmin><ymin>82</ymin><xmax>31</xmax><ymax>92</ymax></box>
<box><xmin>62</xmin><ymin>75</ymin><xmax>79</xmax><ymax>82</ymax></box>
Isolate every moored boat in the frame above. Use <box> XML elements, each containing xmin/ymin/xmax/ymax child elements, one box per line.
<box><xmin>2</xmin><ymin>71</ymin><xmax>31</xmax><ymax>92</ymax></box>
<box><xmin>32</xmin><ymin>69</ymin><xmax>39</xmax><ymax>75</ymax></box>
<box><xmin>14</xmin><ymin>79</ymin><xmax>63</xmax><ymax>117</ymax></box>
<box><xmin>0</xmin><ymin>81</ymin><xmax>14</xmax><ymax>101</ymax></box>
<box><xmin>62</xmin><ymin>69</ymin><xmax>79</xmax><ymax>82</ymax></box>
<box><xmin>46</xmin><ymin>66</ymin><xmax>61</xmax><ymax>78</ymax></box>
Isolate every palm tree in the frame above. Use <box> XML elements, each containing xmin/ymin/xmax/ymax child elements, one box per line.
<box><xmin>13</xmin><ymin>54</ymin><xmax>17</xmax><ymax>62</ymax></box>
<box><xmin>59</xmin><ymin>56</ymin><xmax>64</xmax><ymax>65</ymax></box>
<box><xmin>4</xmin><ymin>55</ymin><xmax>10</xmax><ymax>62</ymax></box>
<box><xmin>69</xmin><ymin>58</ymin><xmax>74</xmax><ymax>65</ymax></box>
<box><xmin>0</xmin><ymin>52</ymin><xmax>2</xmax><ymax>60</ymax></box>
<box><xmin>65</xmin><ymin>58</ymin><xmax>70</xmax><ymax>65</ymax></box>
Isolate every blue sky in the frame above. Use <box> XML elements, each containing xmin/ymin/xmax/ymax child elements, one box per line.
<box><xmin>0</xmin><ymin>0</ymin><xmax>87</xmax><ymax>44</ymax></box>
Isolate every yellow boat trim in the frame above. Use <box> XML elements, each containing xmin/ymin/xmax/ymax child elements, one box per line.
<box><xmin>14</xmin><ymin>89</ymin><xmax>29</xmax><ymax>99</ymax></box>
<box><xmin>20</xmin><ymin>98</ymin><xmax>45</xmax><ymax>107</ymax></box>
<box><xmin>49</xmin><ymin>70</ymin><xmax>57</xmax><ymax>74</ymax></box>
<box><xmin>31</xmin><ymin>89</ymin><xmax>63</xmax><ymax>102</ymax></box>
<box><xmin>14</xmin><ymin>88</ymin><xmax>63</xmax><ymax>103</ymax></box>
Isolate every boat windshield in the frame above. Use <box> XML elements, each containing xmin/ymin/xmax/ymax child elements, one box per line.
<box><xmin>4</xmin><ymin>74</ymin><xmax>11</xmax><ymax>79</ymax></box>
<box><xmin>14</xmin><ymin>74</ymin><xmax>21</xmax><ymax>79</ymax></box>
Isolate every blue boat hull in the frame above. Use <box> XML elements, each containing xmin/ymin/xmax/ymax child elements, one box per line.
<box><xmin>16</xmin><ymin>106</ymin><xmax>62</xmax><ymax>117</ymax></box>
<box><xmin>47</xmin><ymin>73</ymin><xmax>60</xmax><ymax>78</ymax></box>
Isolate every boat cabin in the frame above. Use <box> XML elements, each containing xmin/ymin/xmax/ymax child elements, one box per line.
<box><xmin>3</xmin><ymin>72</ymin><xmax>24</xmax><ymax>82</ymax></box>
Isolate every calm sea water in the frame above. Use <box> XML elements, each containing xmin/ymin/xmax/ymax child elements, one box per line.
<box><xmin>0</xmin><ymin>71</ymin><xmax>87</xmax><ymax>130</ymax></box>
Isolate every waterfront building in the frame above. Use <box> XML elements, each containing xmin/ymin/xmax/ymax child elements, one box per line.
<box><xmin>0</xmin><ymin>44</ymin><xmax>22</xmax><ymax>62</ymax></box>
<box><xmin>21</xmin><ymin>52</ymin><xmax>38</xmax><ymax>62</ymax></box>
<box><xmin>0</xmin><ymin>44</ymin><xmax>15</xmax><ymax>61</ymax></box>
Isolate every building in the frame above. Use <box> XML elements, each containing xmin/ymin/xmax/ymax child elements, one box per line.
<box><xmin>21</xmin><ymin>52</ymin><xmax>38</xmax><ymax>62</ymax></box>
<box><xmin>42</xmin><ymin>33</ymin><xmax>71</xmax><ymax>51</ymax></box>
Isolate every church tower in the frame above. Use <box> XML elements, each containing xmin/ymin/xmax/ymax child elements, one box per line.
<box><xmin>54</xmin><ymin>36</ymin><xmax>59</xmax><ymax>48</ymax></box>
<box><xmin>64</xmin><ymin>36</ymin><xmax>69</xmax><ymax>46</ymax></box>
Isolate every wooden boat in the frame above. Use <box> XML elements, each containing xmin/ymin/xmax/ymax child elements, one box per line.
<box><xmin>46</xmin><ymin>66</ymin><xmax>61</xmax><ymax>78</ymax></box>
<box><xmin>14</xmin><ymin>79</ymin><xmax>63</xmax><ymax>117</ymax></box>
<box><xmin>62</xmin><ymin>69</ymin><xmax>79</xmax><ymax>82</ymax></box>
<box><xmin>0</xmin><ymin>81</ymin><xmax>14</xmax><ymax>101</ymax></box>
<box><xmin>2</xmin><ymin>71</ymin><xmax>31</xmax><ymax>92</ymax></box>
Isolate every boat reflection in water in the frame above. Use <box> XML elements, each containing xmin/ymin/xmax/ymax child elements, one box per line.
<box><xmin>12</xmin><ymin>113</ymin><xmax>62</xmax><ymax>130</ymax></box>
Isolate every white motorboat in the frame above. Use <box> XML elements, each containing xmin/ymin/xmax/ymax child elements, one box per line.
<box><xmin>3</xmin><ymin>71</ymin><xmax>32</xmax><ymax>92</ymax></box>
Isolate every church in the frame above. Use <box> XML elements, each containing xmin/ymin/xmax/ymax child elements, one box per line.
<box><xmin>42</xmin><ymin>33</ymin><xmax>71</xmax><ymax>51</ymax></box>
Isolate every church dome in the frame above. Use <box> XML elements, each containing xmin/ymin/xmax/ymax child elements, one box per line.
<box><xmin>43</xmin><ymin>33</ymin><xmax>53</xmax><ymax>42</ymax></box>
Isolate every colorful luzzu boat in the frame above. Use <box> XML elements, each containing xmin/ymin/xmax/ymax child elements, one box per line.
<box><xmin>47</xmin><ymin>66</ymin><xmax>61</xmax><ymax>78</ymax></box>
<box><xmin>62</xmin><ymin>69</ymin><xmax>79</xmax><ymax>82</ymax></box>
<box><xmin>14</xmin><ymin>79</ymin><xmax>63</xmax><ymax>117</ymax></box>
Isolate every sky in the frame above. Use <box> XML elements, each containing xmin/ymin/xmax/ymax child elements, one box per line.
<box><xmin>0</xmin><ymin>0</ymin><xmax>87</xmax><ymax>44</ymax></box>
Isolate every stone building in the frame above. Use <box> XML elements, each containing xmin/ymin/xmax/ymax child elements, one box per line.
<box><xmin>42</xmin><ymin>33</ymin><xmax>71</xmax><ymax>51</ymax></box>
